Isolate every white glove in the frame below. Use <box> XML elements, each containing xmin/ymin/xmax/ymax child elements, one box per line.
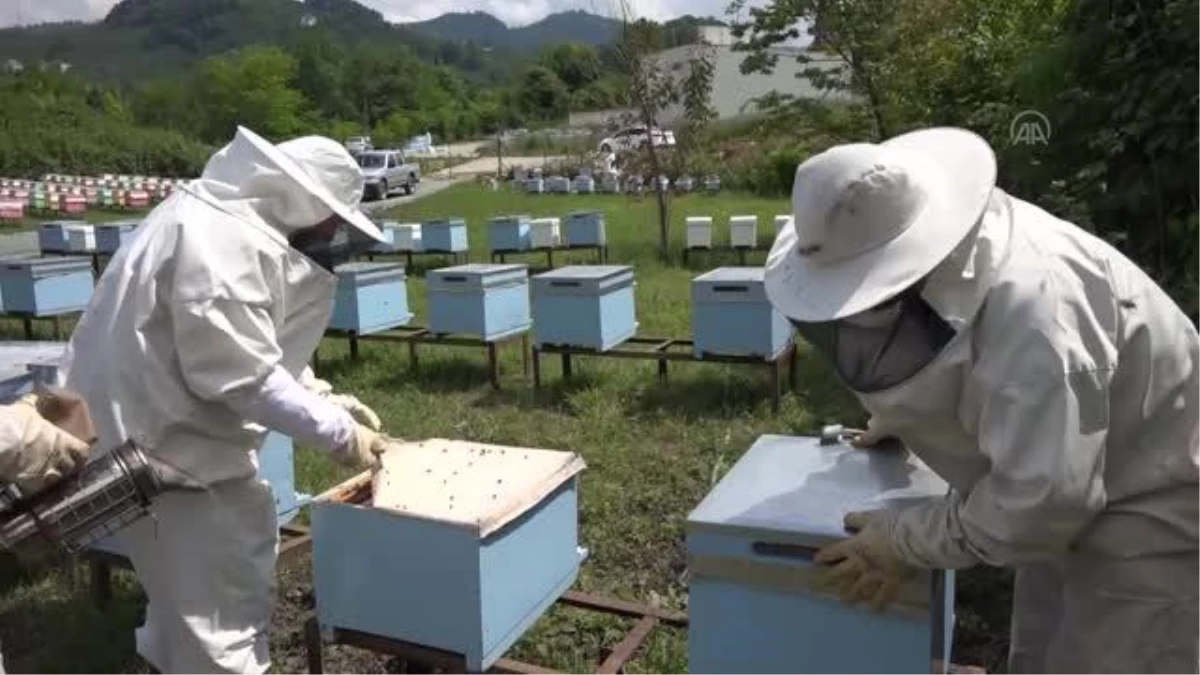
<box><xmin>332</xmin><ymin>424</ymin><xmax>389</xmax><ymax>469</ymax></box>
<box><xmin>813</xmin><ymin>510</ymin><xmax>918</xmax><ymax>612</ymax></box>
<box><xmin>298</xmin><ymin>366</ymin><xmax>333</xmax><ymax>396</ymax></box>
<box><xmin>298</xmin><ymin>367</ymin><xmax>381</xmax><ymax>431</ymax></box>
<box><xmin>0</xmin><ymin>397</ymin><xmax>91</xmax><ymax>494</ymax></box>
<box><xmin>327</xmin><ymin>394</ymin><xmax>382</xmax><ymax>431</ymax></box>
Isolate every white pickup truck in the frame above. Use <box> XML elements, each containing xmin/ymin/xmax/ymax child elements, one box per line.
<box><xmin>356</xmin><ymin>150</ymin><xmax>420</xmax><ymax>201</ymax></box>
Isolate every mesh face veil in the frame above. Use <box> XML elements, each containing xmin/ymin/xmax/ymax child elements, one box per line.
<box><xmin>287</xmin><ymin>214</ymin><xmax>379</xmax><ymax>272</ymax></box>
<box><xmin>791</xmin><ymin>283</ymin><xmax>957</xmax><ymax>393</ymax></box>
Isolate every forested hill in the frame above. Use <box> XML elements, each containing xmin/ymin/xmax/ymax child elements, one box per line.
<box><xmin>0</xmin><ymin>0</ymin><xmax>687</xmax><ymax>83</ymax></box>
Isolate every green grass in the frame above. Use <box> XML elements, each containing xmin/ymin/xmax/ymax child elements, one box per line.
<box><xmin>0</xmin><ymin>184</ymin><xmax>1013</xmax><ymax>673</ymax></box>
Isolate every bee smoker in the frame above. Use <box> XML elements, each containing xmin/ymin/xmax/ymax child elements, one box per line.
<box><xmin>0</xmin><ymin>439</ymin><xmax>167</xmax><ymax>565</ymax></box>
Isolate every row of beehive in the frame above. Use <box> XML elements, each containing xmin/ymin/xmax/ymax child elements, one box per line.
<box><xmin>0</xmin><ymin>187</ymin><xmax>164</xmax><ymax>222</ymax></box>
<box><xmin>687</xmin><ymin>214</ymin><xmax>794</xmax><ymax>249</ymax></box>
<box><xmin>520</xmin><ymin>174</ymin><xmax>721</xmax><ymax>195</ymax></box>
<box><xmin>332</xmin><ymin>262</ymin><xmax>793</xmax><ymax>359</ymax></box>
<box><xmin>37</xmin><ymin>220</ymin><xmax>141</xmax><ymax>256</ymax></box>
<box><xmin>373</xmin><ymin>213</ymin><xmax>608</xmax><ymax>255</ymax></box>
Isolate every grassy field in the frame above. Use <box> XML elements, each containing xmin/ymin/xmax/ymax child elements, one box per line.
<box><xmin>0</xmin><ymin>184</ymin><xmax>1013</xmax><ymax>673</ymax></box>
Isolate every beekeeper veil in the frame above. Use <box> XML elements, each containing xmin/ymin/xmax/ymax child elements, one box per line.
<box><xmin>763</xmin><ymin>128</ymin><xmax>1000</xmax><ymax>392</ymax></box>
<box><xmin>196</xmin><ymin>126</ymin><xmax>385</xmax><ymax>270</ymax></box>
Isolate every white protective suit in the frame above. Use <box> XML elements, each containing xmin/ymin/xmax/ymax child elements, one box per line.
<box><xmin>856</xmin><ymin>190</ymin><xmax>1198</xmax><ymax>672</ymax></box>
<box><xmin>58</xmin><ymin>127</ymin><xmax>385</xmax><ymax>673</ymax></box>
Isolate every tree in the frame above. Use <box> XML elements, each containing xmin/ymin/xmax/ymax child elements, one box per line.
<box><xmin>194</xmin><ymin>46</ymin><xmax>308</xmax><ymax>142</ymax></box>
<box><xmin>517</xmin><ymin>66</ymin><xmax>570</xmax><ymax>121</ymax></box>
<box><xmin>539</xmin><ymin>43</ymin><xmax>603</xmax><ymax>91</ymax></box>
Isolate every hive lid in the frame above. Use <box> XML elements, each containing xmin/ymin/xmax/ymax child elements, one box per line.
<box><xmin>433</xmin><ymin>263</ymin><xmax>527</xmax><ymax>277</ymax></box>
<box><xmin>535</xmin><ymin>265</ymin><xmax>631</xmax><ymax>281</ymax></box>
<box><xmin>686</xmin><ymin>434</ymin><xmax>949</xmax><ymax>548</ymax></box>
<box><xmin>694</xmin><ymin>267</ymin><xmax>764</xmax><ymax>284</ymax></box>
<box><xmin>2</xmin><ymin>256</ymin><xmax>93</xmax><ymax>274</ymax></box>
<box><xmin>334</xmin><ymin>261</ymin><xmax>406</xmax><ymax>275</ymax></box>
<box><xmin>371</xmin><ymin>438</ymin><xmax>586</xmax><ymax>538</ymax></box>
<box><xmin>0</xmin><ymin>341</ymin><xmax>66</xmax><ymax>403</ymax></box>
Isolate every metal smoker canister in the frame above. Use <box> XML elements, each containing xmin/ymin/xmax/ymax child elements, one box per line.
<box><xmin>0</xmin><ymin>439</ymin><xmax>165</xmax><ymax>564</ymax></box>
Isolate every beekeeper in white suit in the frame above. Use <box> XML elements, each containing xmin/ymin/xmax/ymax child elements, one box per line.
<box><xmin>58</xmin><ymin>126</ymin><xmax>393</xmax><ymax>673</ymax></box>
<box><xmin>765</xmin><ymin>127</ymin><xmax>1198</xmax><ymax>673</ymax></box>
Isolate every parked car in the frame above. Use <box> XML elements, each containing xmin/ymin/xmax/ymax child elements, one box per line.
<box><xmin>345</xmin><ymin>136</ymin><xmax>373</xmax><ymax>155</ymax></box>
<box><xmin>598</xmin><ymin>126</ymin><xmax>676</xmax><ymax>154</ymax></box>
<box><xmin>356</xmin><ymin>150</ymin><xmax>420</xmax><ymax>201</ymax></box>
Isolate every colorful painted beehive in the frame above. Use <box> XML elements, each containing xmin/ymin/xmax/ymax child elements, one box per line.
<box><xmin>329</xmin><ymin>262</ymin><xmax>412</xmax><ymax>335</ymax></box>
<box><xmin>531</xmin><ymin>265</ymin><xmax>636</xmax><ymax>351</ymax></box>
<box><xmin>686</xmin><ymin>216</ymin><xmax>713</xmax><ymax>249</ymax></box>
<box><xmin>687</xmin><ymin>434</ymin><xmax>956</xmax><ymax>674</ymax></box>
<box><xmin>730</xmin><ymin>215</ymin><xmax>759</xmax><ymax>248</ymax></box>
<box><xmin>38</xmin><ymin>220</ymin><xmax>86</xmax><ymax>254</ymax></box>
<box><xmin>487</xmin><ymin>215</ymin><xmax>531</xmax><ymax>253</ymax></box>
<box><xmin>96</xmin><ymin>220</ymin><xmax>140</xmax><ymax>254</ymax></box>
<box><xmin>0</xmin><ymin>200</ymin><xmax>25</xmax><ymax>221</ymax></box>
<box><xmin>0</xmin><ymin>257</ymin><xmax>94</xmax><ymax>315</ymax></box>
<box><xmin>529</xmin><ymin>217</ymin><xmax>561</xmax><ymax>249</ymax></box>
<box><xmin>312</xmin><ymin>439</ymin><xmax>587</xmax><ymax>673</ymax></box>
<box><xmin>62</xmin><ymin>194</ymin><xmax>87</xmax><ymax>214</ymax></box>
<box><xmin>427</xmin><ymin>264</ymin><xmax>531</xmax><ymax>341</ymax></box>
<box><xmin>64</xmin><ymin>224</ymin><xmax>96</xmax><ymax>254</ymax></box>
<box><xmin>421</xmin><ymin>218</ymin><xmax>469</xmax><ymax>254</ymax></box>
<box><xmin>691</xmin><ymin>267</ymin><xmax>794</xmax><ymax>360</ymax></box>
<box><xmin>564</xmin><ymin>211</ymin><xmax>606</xmax><ymax>247</ymax></box>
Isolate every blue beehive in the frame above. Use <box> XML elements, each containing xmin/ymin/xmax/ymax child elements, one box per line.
<box><xmin>372</xmin><ymin>222</ymin><xmax>399</xmax><ymax>254</ymax></box>
<box><xmin>329</xmin><ymin>262</ymin><xmax>412</xmax><ymax>335</ymax></box>
<box><xmin>258</xmin><ymin>431</ymin><xmax>309</xmax><ymax>524</ymax></box>
<box><xmin>487</xmin><ymin>215</ymin><xmax>531</xmax><ymax>253</ymax></box>
<box><xmin>692</xmin><ymin>267</ymin><xmax>793</xmax><ymax>360</ymax></box>
<box><xmin>532</xmin><ymin>266</ymin><xmax>636</xmax><ymax>351</ymax></box>
<box><xmin>421</xmin><ymin>218</ymin><xmax>469</xmax><ymax>253</ymax></box>
<box><xmin>312</xmin><ymin>439</ymin><xmax>587</xmax><ymax>672</ymax></box>
<box><xmin>96</xmin><ymin>219</ymin><xmax>140</xmax><ymax>254</ymax></box>
<box><xmin>573</xmin><ymin>175</ymin><xmax>595</xmax><ymax>194</ymax></box>
<box><xmin>0</xmin><ymin>341</ymin><xmax>71</xmax><ymax>402</ymax></box>
<box><xmin>564</xmin><ymin>211</ymin><xmax>607</xmax><ymax>247</ymax></box>
<box><xmin>0</xmin><ymin>257</ymin><xmax>94</xmax><ymax>315</ymax></box>
<box><xmin>427</xmin><ymin>264</ymin><xmax>531</xmax><ymax>341</ymax></box>
<box><xmin>687</xmin><ymin>434</ymin><xmax>955</xmax><ymax>674</ymax></box>
<box><xmin>38</xmin><ymin>220</ymin><xmax>86</xmax><ymax>254</ymax></box>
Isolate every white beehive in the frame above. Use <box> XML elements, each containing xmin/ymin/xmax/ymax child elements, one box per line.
<box><xmin>64</xmin><ymin>224</ymin><xmax>96</xmax><ymax>253</ymax></box>
<box><xmin>730</xmin><ymin>215</ymin><xmax>759</xmax><ymax>248</ymax></box>
<box><xmin>529</xmin><ymin>217</ymin><xmax>561</xmax><ymax>249</ymax></box>
<box><xmin>687</xmin><ymin>216</ymin><xmax>713</xmax><ymax>249</ymax></box>
<box><xmin>392</xmin><ymin>223</ymin><xmax>423</xmax><ymax>252</ymax></box>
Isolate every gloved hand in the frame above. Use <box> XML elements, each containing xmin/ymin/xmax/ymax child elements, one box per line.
<box><xmin>813</xmin><ymin>510</ymin><xmax>918</xmax><ymax>613</ymax></box>
<box><xmin>850</xmin><ymin>418</ymin><xmax>905</xmax><ymax>452</ymax></box>
<box><xmin>0</xmin><ymin>396</ymin><xmax>91</xmax><ymax>494</ymax></box>
<box><xmin>332</xmin><ymin>423</ymin><xmax>389</xmax><ymax>469</ymax></box>
<box><xmin>326</xmin><ymin>394</ymin><xmax>382</xmax><ymax>431</ymax></box>
<box><xmin>298</xmin><ymin>367</ymin><xmax>381</xmax><ymax>431</ymax></box>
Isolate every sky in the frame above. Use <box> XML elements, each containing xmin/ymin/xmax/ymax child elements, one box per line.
<box><xmin>0</xmin><ymin>0</ymin><xmax>749</xmax><ymax>28</ymax></box>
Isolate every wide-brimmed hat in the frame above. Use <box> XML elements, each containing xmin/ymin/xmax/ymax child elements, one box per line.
<box><xmin>764</xmin><ymin>127</ymin><xmax>996</xmax><ymax>322</ymax></box>
<box><xmin>236</xmin><ymin>126</ymin><xmax>385</xmax><ymax>242</ymax></box>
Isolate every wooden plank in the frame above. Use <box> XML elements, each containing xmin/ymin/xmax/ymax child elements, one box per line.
<box><xmin>560</xmin><ymin>590</ymin><xmax>688</xmax><ymax>627</ymax></box>
<box><xmin>491</xmin><ymin>658</ymin><xmax>561</xmax><ymax>674</ymax></box>
<box><xmin>596</xmin><ymin>616</ymin><xmax>658</xmax><ymax>674</ymax></box>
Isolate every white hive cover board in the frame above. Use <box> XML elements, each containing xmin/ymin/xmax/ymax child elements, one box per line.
<box><xmin>371</xmin><ymin>438</ymin><xmax>586</xmax><ymax>538</ymax></box>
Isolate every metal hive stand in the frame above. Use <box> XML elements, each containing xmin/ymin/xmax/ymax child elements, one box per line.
<box><xmin>531</xmin><ymin>337</ymin><xmax>798</xmax><ymax>411</ymax></box>
<box><xmin>321</xmin><ymin>325</ymin><xmax>530</xmax><ymax>390</ymax></box>
<box><xmin>303</xmin><ymin>590</ymin><xmax>689</xmax><ymax>674</ymax></box>
<box><xmin>681</xmin><ymin>245</ymin><xmax>767</xmax><ymax>266</ymax></box>
<box><xmin>488</xmin><ymin>244</ymin><xmax>609</xmax><ymax>268</ymax></box>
